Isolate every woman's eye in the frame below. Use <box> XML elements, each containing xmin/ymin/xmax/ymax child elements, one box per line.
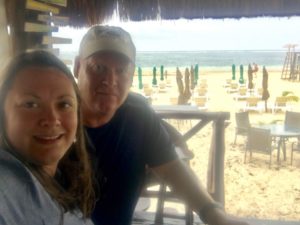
<box><xmin>23</xmin><ymin>101</ymin><xmax>38</xmax><ymax>108</ymax></box>
<box><xmin>58</xmin><ymin>101</ymin><xmax>74</xmax><ymax>109</ymax></box>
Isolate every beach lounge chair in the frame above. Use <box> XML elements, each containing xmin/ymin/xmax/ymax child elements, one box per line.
<box><xmin>143</xmin><ymin>83</ymin><xmax>151</xmax><ymax>89</ymax></box>
<box><xmin>158</xmin><ymin>82</ymin><xmax>167</xmax><ymax>93</ymax></box>
<box><xmin>169</xmin><ymin>96</ymin><xmax>178</xmax><ymax>105</ymax></box>
<box><xmin>223</xmin><ymin>78</ymin><xmax>232</xmax><ymax>88</ymax></box>
<box><xmin>245</xmin><ymin>127</ymin><xmax>276</xmax><ymax>168</ymax></box>
<box><xmin>256</xmin><ymin>87</ymin><xmax>263</xmax><ymax>97</ymax></box>
<box><xmin>194</xmin><ymin>87</ymin><xmax>209</xmax><ymax>101</ymax></box>
<box><xmin>272</xmin><ymin>96</ymin><xmax>291</xmax><ymax>114</ymax></box>
<box><xmin>143</xmin><ymin>87</ymin><xmax>153</xmax><ymax>97</ymax></box>
<box><xmin>243</xmin><ymin>97</ymin><xmax>262</xmax><ymax>113</ymax></box>
<box><xmin>166</xmin><ymin>79</ymin><xmax>172</xmax><ymax>87</ymax></box>
<box><xmin>198</xmin><ymin>79</ymin><xmax>208</xmax><ymax>88</ymax></box>
<box><xmin>142</xmin><ymin>87</ymin><xmax>154</xmax><ymax>104</ymax></box>
<box><xmin>196</xmin><ymin>87</ymin><xmax>207</xmax><ymax>96</ymax></box>
<box><xmin>234</xmin><ymin>111</ymin><xmax>251</xmax><ymax>144</ymax></box>
<box><xmin>194</xmin><ymin>96</ymin><xmax>208</xmax><ymax>110</ymax></box>
<box><xmin>226</xmin><ymin>82</ymin><xmax>238</xmax><ymax>93</ymax></box>
<box><xmin>233</xmin><ymin>87</ymin><xmax>248</xmax><ymax>101</ymax></box>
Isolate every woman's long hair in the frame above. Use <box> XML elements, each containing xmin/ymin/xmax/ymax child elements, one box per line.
<box><xmin>0</xmin><ymin>50</ymin><xmax>95</xmax><ymax>217</ymax></box>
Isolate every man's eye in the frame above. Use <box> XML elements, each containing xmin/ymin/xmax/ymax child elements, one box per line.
<box><xmin>91</xmin><ymin>64</ymin><xmax>105</xmax><ymax>73</ymax></box>
<box><xmin>116</xmin><ymin>67</ymin><xmax>128</xmax><ymax>76</ymax></box>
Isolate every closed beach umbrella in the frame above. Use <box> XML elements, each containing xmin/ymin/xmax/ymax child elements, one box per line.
<box><xmin>232</xmin><ymin>64</ymin><xmax>236</xmax><ymax>80</ymax></box>
<box><xmin>138</xmin><ymin>67</ymin><xmax>143</xmax><ymax>89</ymax></box>
<box><xmin>247</xmin><ymin>64</ymin><xmax>254</xmax><ymax>89</ymax></box>
<box><xmin>195</xmin><ymin>64</ymin><xmax>199</xmax><ymax>84</ymax></box>
<box><xmin>152</xmin><ymin>66</ymin><xmax>157</xmax><ymax>85</ymax></box>
<box><xmin>183</xmin><ymin>68</ymin><xmax>192</xmax><ymax>104</ymax></box>
<box><xmin>160</xmin><ymin>65</ymin><xmax>164</xmax><ymax>81</ymax></box>
<box><xmin>190</xmin><ymin>65</ymin><xmax>195</xmax><ymax>90</ymax></box>
<box><xmin>239</xmin><ymin>64</ymin><xmax>244</xmax><ymax>84</ymax></box>
<box><xmin>176</xmin><ymin>67</ymin><xmax>184</xmax><ymax>104</ymax></box>
<box><xmin>262</xmin><ymin>66</ymin><xmax>270</xmax><ymax>112</ymax></box>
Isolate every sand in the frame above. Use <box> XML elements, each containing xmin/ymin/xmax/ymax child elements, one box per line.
<box><xmin>131</xmin><ymin>66</ymin><xmax>300</xmax><ymax>221</ymax></box>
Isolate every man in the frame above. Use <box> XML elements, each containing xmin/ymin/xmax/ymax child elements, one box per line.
<box><xmin>74</xmin><ymin>25</ymin><xmax>249</xmax><ymax>225</ymax></box>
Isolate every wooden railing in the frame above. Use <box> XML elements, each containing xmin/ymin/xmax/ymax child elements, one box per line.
<box><xmin>153</xmin><ymin>105</ymin><xmax>230</xmax><ymax>205</ymax></box>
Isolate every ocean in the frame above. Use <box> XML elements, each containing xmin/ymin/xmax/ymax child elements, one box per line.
<box><xmin>61</xmin><ymin>50</ymin><xmax>286</xmax><ymax>69</ymax></box>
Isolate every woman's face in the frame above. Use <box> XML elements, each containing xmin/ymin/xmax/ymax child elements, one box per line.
<box><xmin>4</xmin><ymin>66</ymin><xmax>78</xmax><ymax>176</ymax></box>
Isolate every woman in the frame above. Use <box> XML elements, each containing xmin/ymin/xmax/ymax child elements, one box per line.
<box><xmin>0</xmin><ymin>50</ymin><xmax>95</xmax><ymax>224</ymax></box>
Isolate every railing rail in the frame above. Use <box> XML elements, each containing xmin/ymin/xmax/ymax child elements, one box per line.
<box><xmin>153</xmin><ymin>105</ymin><xmax>230</xmax><ymax>205</ymax></box>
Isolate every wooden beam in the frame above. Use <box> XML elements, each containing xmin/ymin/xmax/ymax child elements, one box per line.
<box><xmin>39</xmin><ymin>0</ymin><xmax>67</xmax><ymax>7</ymax></box>
<box><xmin>27</xmin><ymin>48</ymin><xmax>60</xmax><ymax>55</ymax></box>
<box><xmin>42</xmin><ymin>36</ymin><xmax>72</xmax><ymax>44</ymax></box>
<box><xmin>26</xmin><ymin>0</ymin><xmax>60</xmax><ymax>14</ymax></box>
<box><xmin>24</xmin><ymin>22</ymin><xmax>58</xmax><ymax>32</ymax></box>
<box><xmin>38</xmin><ymin>14</ymin><xmax>69</xmax><ymax>25</ymax></box>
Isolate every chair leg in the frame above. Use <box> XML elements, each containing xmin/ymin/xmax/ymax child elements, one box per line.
<box><xmin>234</xmin><ymin>133</ymin><xmax>237</xmax><ymax>145</ymax></box>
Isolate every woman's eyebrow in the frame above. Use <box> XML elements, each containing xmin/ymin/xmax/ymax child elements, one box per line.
<box><xmin>20</xmin><ymin>93</ymin><xmax>40</xmax><ymax>99</ymax></box>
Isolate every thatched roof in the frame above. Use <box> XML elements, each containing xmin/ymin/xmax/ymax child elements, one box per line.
<box><xmin>61</xmin><ymin>0</ymin><xmax>300</xmax><ymax>27</ymax></box>
<box><xmin>5</xmin><ymin>0</ymin><xmax>300</xmax><ymax>29</ymax></box>
<box><xmin>3</xmin><ymin>0</ymin><xmax>300</xmax><ymax>55</ymax></box>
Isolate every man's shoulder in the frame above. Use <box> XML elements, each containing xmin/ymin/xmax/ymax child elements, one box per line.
<box><xmin>114</xmin><ymin>92</ymin><xmax>156</xmax><ymax>124</ymax></box>
<box><xmin>124</xmin><ymin>92</ymin><xmax>152</xmax><ymax>110</ymax></box>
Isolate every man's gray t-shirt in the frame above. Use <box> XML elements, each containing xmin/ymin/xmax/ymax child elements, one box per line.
<box><xmin>0</xmin><ymin>149</ymin><xmax>94</xmax><ymax>225</ymax></box>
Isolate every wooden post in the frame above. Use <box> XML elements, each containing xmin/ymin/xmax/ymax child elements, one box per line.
<box><xmin>4</xmin><ymin>0</ymin><xmax>27</xmax><ymax>56</ymax></box>
<box><xmin>207</xmin><ymin>115</ymin><xmax>227</xmax><ymax>206</ymax></box>
<box><xmin>0</xmin><ymin>0</ymin><xmax>12</xmax><ymax>67</ymax></box>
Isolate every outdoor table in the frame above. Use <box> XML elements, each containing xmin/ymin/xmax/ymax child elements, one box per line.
<box><xmin>253</xmin><ymin>124</ymin><xmax>300</xmax><ymax>164</ymax></box>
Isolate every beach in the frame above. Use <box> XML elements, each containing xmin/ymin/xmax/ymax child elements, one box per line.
<box><xmin>131</xmin><ymin>66</ymin><xmax>300</xmax><ymax>221</ymax></box>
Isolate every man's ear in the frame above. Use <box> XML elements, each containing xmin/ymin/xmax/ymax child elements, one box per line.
<box><xmin>73</xmin><ymin>56</ymin><xmax>80</xmax><ymax>79</ymax></box>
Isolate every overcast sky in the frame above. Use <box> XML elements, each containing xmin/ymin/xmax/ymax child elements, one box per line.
<box><xmin>56</xmin><ymin>16</ymin><xmax>300</xmax><ymax>51</ymax></box>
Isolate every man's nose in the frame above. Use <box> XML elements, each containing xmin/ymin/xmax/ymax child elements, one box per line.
<box><xmin>101</xmin><ymin>69</ymin><xmax>117</xmax><ymax>87</ymax></box>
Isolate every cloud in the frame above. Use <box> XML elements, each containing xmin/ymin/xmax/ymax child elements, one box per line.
<box><xmin>57</xmin><ymin>17</ymin><xmax>300</xmax><ymax>51</ymax></box>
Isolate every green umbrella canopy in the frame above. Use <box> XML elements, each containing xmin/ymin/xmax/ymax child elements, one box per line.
<box><xmin>152</xmin><ymin>66</ymin><xmax>157</xmax><ymax>85</ymax></box>
<box><xmin>194</xmin><ymin>64</ymin><xmax>199</xmax><ymax>84</ymax></box>
<box><xmin>239</xmin><ymin>64</ymin><xmax>244</xmax><ymax>84</ymax></box>
<box><xmin>138</xmin><ymin>66</ymin><xmax>143</xmax><ymax>89</ymax></box>
<box><xmin>160</xmin><ymin>65</ymin><xmax>164</xmax><ymax>81</ymax></box>
<box><xmin>232</xmin><ymin>64</ymin><xmax>236</xmax><ymax>80</ymax></box>
<box><xmin>190</xmin><ymin>65</ymin><xmax>195</xmax><ymax>90</ymax></box>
